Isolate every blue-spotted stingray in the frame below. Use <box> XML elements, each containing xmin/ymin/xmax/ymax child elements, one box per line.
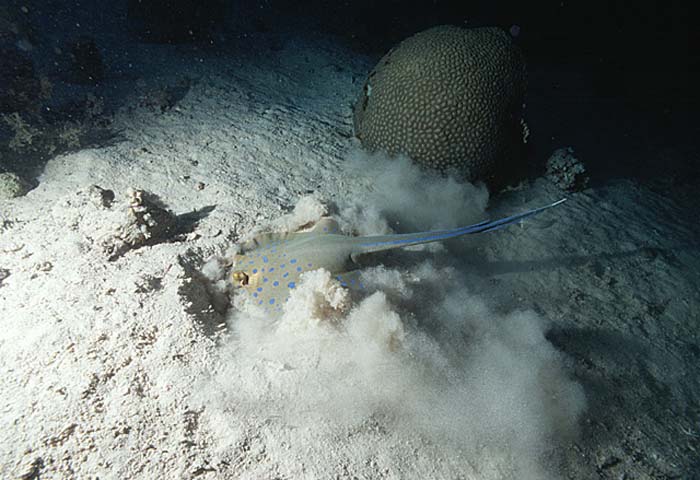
<box><xmin>231</xmin><ymin>199</ymin><xmax>566</xmax><ymax>315</ymax></box>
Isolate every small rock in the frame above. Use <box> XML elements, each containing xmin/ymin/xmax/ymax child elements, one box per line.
<box><xmin>545</xmin><ymin>147</ymin><xmax>590</xmax><ymax>192</ymax></box>
<box><xmin>35</xmin><ymin>261</ymin><xmax>53</xmax><ymax>272</ymax></box>
<box><xmin>0</xmin><ymin>268</ymin><xmax>10</xmax><ymax>286</ymax></box>
<box><xmin>101</xmin><ymin>188</ymin><xmax>178</xmax><ymax>260</ymax></box>
<box><xmin>87</xmin><ymin>185</ymin><xmax>115</xmax><ymax>208</ymax></box>
<box><xmin>0</xmin><ymin>172</ymin><xmax>31</xmax><ymax>199</ymax></box>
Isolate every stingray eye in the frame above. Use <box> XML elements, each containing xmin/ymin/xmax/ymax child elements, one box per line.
<box><xmin>232</xmin><ymin>270</ymin><xmax>249</xmax><ymax>286</ymax></box>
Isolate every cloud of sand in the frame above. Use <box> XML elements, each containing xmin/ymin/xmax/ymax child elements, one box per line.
<box><xmin>195</xmin><ymin>151</ymin><xmax>585</xmax><ymax>479</ymax></box>
<box><xmin>337</xmin><ymin>150</ymin><xmax>490</xmax><ymax>235</ymax></box>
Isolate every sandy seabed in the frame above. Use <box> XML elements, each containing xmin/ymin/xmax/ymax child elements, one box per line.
<box><xmin>1</xmin><ymin>31</ymin><xmax>699</xmax><ymax>479</ymax></box>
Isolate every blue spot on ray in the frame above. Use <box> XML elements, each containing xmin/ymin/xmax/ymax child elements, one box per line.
<box><xmin>283</xmin><ymin>272</ymin><xmax>289</xmax><ymax>278</ymax></box>
<box><xmin>288</xmin><ymin>282</ymin><xmax>296</xmax><ymax>289</ymax></box>
<box><xmin>273</xmin><ymin>281</ymin><xmax>279</xmax><ymax>286</ymax></box>
<box><xmin>253</xmin><ymin>269</ymin><xmax>258</xmax><ymax>274</ymax></box>
<box><xmin>257</xmin><ymin>287</ymin><xmax>262</xmax><ymax>292</ymax></box>
<box><xmin>270</xmin><ymin>298</ymin><xmax>275</xmax><ymax>305</ymax></box>
<box><xmin>290</xmin><ymin>259</ymin><xmax>297</xmax><ymax>264</ymax></box>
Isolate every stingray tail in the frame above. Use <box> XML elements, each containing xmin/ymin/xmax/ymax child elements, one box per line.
<box><xmin>354</xmin><ymin>198</ymin><xmax>567</xmax><ymax>255</ymax></box>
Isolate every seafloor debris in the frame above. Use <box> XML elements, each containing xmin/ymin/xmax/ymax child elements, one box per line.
<box><xmin>0</xmin><ymin>171</ymin><xmax>31</xmax><ymax>199</ymax></box>
<box><xmin>87</xmin><ymin>184</ymin><xmax>115</xmax><ymax>208</ymax></box>
<box><xmin>545</xmin><ymin>147</ymin><xmax>590</xmax><ymax>192</ymax></box>
<box><xmin>101</xmin><ymin>188</ymin><xmax>177</xmax><ymax>260</ymax></box>
<box><xmin>0</xmin><ymin>267</ymin><xmax>10</xmax><ymax>287</ymax></box>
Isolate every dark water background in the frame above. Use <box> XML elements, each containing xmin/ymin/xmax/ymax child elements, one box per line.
<box><xmin>1</xmin><ymin>0</ymin><xmax>697</xmax><ymax>190</ymax></box>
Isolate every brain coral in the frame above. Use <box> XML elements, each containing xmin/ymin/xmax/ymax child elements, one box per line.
<box><xmin>353</xmin><ymin>25</ymin><xmax>527</xmax><ymax>185</ymax></box>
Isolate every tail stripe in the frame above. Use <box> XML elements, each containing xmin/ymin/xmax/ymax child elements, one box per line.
<box><xmin>358</xmin><ymin>199</ymin><xmax>566</xmax><ymax>249</ymax></box>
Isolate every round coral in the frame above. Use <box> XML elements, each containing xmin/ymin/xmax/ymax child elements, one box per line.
<box><xmin>353</xmin><ymin>25</ymin><xmax>527</xmax><ymax>185</ymax></box>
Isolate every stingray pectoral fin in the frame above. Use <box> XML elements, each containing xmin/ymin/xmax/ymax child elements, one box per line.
<box><xmin>242</xmin><ymin>231</ymin><xmax>299</xmax><ymax>251</ymax></box>
<box><xmin>354</xmin><ymin>198</ymin><xmax>567</xmax><ymax>255</ymax></box>
<box><xmin>309</xmin><ymin>217</ymin><xmax>341</xmax><ymax>234</ymax></box>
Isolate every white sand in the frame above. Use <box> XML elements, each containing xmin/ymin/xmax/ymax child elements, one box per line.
<box><xmin>1</xmin><ymin>31</ymin><xmax>698</xmax><ymax>479</ymax></box>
